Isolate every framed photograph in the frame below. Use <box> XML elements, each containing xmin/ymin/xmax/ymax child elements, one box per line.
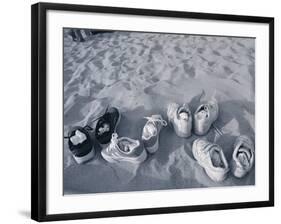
<box><xmin>31</xmin><ymin>2</ymin><xmax>274</xmax><ymax>222</ymax></box>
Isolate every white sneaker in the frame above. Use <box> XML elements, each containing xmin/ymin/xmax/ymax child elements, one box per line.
<box><xmin>142</xmin><ymin>115</ymin><xmax>167</xmax><ymax>153</ymax></box>
<box><xmin>167</xmin><ymin>103</ymin><xmax>192</xmax><ymax>138</ymax></box>
<box><xmin>101</xmin><ymin>133</ymin><xmax>147</xmax><ymax>164</ymax></box>
<box><xmin>194</xmin><ymin>100</ymin><xmax>219</xmax><ymax>135</ymax></box>
<box><xmin>192</xmin><ymin>138</ymin><xmax>229</xmax><ymax>182</ymax></box>
<box><xmin>231</xmin><ymin>135</ymin><xmax>254</xmax><ymax>178</ymax></box>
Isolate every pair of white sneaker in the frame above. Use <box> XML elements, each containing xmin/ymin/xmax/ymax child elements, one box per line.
<box><xmin>101</xmin><ymin>115</ymin><xmax>168</xmax><ymax>164</ymax></box>
<box><xmin>192</xmin><ymin>136</ymin><xmax>254</xmax><ymax>182</ymax></box>
<box><xmin>167</xmin><ymin>100</ymin><xmax>219</xmax><ymax>138</ymax></box>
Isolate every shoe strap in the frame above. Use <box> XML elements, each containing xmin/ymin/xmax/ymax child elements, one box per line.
<box><xmin>144</xmin><ymin>116</ymin><xmax>168</xmax><ymax>127</ymax></box>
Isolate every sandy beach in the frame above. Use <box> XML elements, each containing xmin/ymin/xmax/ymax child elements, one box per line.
<box><xmin>63</xmin><ymin>29</ymin><xmax>255</xmax><ymax>194</ymax></box>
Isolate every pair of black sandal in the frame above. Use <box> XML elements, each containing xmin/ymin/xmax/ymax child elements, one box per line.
<box><xmin>64</xmin><ymin>107</ymin><xmax>120</xmax><ymax>163</ymax></box>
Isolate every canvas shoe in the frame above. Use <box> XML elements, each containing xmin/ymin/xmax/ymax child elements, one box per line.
<box><xmin>101</xmin><ymin>133</ymin><xmax>147</xmax><ymax>164</ymax></box>
<box><xmin>65</xmin><ymin>126</ymin><xmax>95</xmax><ymax>164</ymax></box>
<box><xmin>142</xmin><ymin>115</ymin><xmax>167</xmax><ymax>153</ymax></box>
<box><xmin>192</xmin><ymin>138</ymin><xmax>229</xmax><ymax>182</ymax></box>
<box><xmin>167</xmin><ymin>103</ymin><xmax>192</xmax><ymax>138</ymax></box>
<box><xmin>231</xmin><ymin>135</ymin><xmax>255</xmax><ymax>178</ymax></box>
<box><xmin>95</xmin><ymin>107</ymin><xmax>121</xmax><ymax>146</ymax></box>
<box><xmin>194</xmin><ymin>100</ymin><xmax>219</xmax><ymax>135</ymax></box>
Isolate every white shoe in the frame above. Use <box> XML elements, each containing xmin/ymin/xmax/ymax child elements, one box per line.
<box><xmin>101</xmin><ymin>133</ymin><xmax>147</xmax><ymax>164</ymax></box>
<box><xmin>142</xmin><ymin>115</ymin><xmax>167</xmax><ymax>153</ymax></box>
<box><xmin>167</xmin><ymin>103</ymin><xmax>192</xmax><ymax>138</ymax></box>
<box><xmin>194</xmin><ymin>100</ymin><xmax>219</xmax><ymax>135</ymax></box>
<box><xmin>192</xmin><ymin>138</ymin><xmax>229</xmax><ymax>182</ymax></box>
<box><xmin>231</xmin><ymin>135</ymin><xmax>254</xmax><ymax>178</ymax></box>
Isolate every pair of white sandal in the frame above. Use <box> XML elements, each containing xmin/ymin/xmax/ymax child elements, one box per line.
<box><xmin>192</xmin><ymin>136</ymin><xmax>255</xmax><ymax>182</ymax></box>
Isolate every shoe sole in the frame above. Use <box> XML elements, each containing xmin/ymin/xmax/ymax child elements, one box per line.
<box><xmin>101</xmin><ymin>148</ymin><xmax>147</xmax><ymax>164</ymax></box>
<box><xmin>73</xmin><ymin>148</ymin><xmax>95</xmax><ymax>164</ymax></box>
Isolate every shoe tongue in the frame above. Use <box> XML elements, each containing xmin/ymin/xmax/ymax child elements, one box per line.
<box><xmin>237</xmin><ymin>147</ymin><xmax>251</xmax><ymax>167</ymax></box>
<box><xmin>144</xmin><ymin>123</ymin><xmax>156</xmax><ymax>138</ymax></box>
<box><xmin>70</xmin><ymin>130</ymin><xmax>87</xmax><ymax>145</ymax></box>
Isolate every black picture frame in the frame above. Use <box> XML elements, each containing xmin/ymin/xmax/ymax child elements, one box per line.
<box><xmin>31</xmin><ymin>2</ymin><xmax>274</xmax><ymax>222</ymax></box>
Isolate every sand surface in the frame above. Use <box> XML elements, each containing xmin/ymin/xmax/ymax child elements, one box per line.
<box><xmin>63</xmin><ymin>30</ymin><xmax>255</xmax><ymax>194</ymax></box>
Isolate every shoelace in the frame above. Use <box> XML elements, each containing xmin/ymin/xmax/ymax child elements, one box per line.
<box><xmin>144</xmin><ymin>116</ymin><xmax>168</xmax><ymax>127</ymax></box>
<box><xmin>197</xmin><ymin>142</ymin><xmax>218</xmax><ymax>160</ymax></box>
<box><xmin>198</xmin><ymin>143</ymin><xmax>227</xmax><ymax>170</ymax></box>
<box><xmin>200</xmin><ymin>142</ymin><xmax>213</xmax><ymax>155</ymax></box>
<box><xmin>107</xmin><ymin>133</ymin><xmax>119</xmax><ymax>153</ymax></box>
